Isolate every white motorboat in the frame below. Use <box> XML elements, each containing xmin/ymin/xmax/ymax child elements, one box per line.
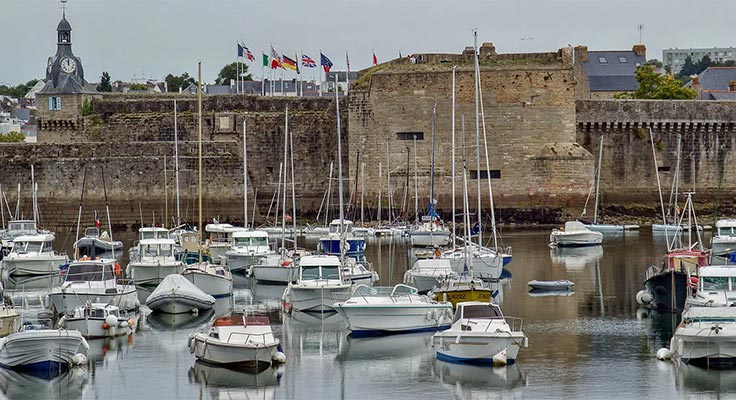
<box><xmin>127</xmin><ymin>226</ymin><xmax>170</xmax><ymax>262</ymax></box>
<box><xmin>285</xmin><ymin>255</ymin><xmax>352</xmax><ymax>313</ymax></box>
<box><xmin>409</xmin><ymin>218</ymin><xmax>452</xmax><ymax>248</ymax></box>
<box><xmin>250</xmin><ymin>253</ymin><xmax>297</xmax><ymax>284</ymax></box>
<box><xmin>0</xmin><ymin>324</ymin><xmax>89</xmax><ymax>374</ymax></box>
<box><xmin>1</xmin><ymin>234</ymin><xmax>67</xmax><ymax>276</ymax></box>
<box><xmin>711</xmin><ymin>219</ymin><xmax>736</xmax><ymax>264</ymax></box>
<box><xmin>433</xmin><ymin>301</ymin><xmax>527</xmax><ymax>365</ymax></box>
<box><xmin>342</xmin><ymin>258</ymin><xmax>379</xmax><ymax>286</ymax></box>
<box><xmin>181</xmin><ymin>262</ymin><xmax>233</xmax><ymax>299</ymax></box>
<box><xmin>188</xmin><ymin>313</ymin><xmax>284</xmax><ymax>368</ymax></box>
<box><xmin>73</xmin><ymin>227</ymin><xmax>123</xmax><ymax>260</ymax></box>
<box><xmin>334</xmin><ymin>284</ymin><xmax>453</xmax><ymax>336</ymax></box>
<box><xmin>205</xmin><ymin>223</ymin><xmax>243</xmax><ymax>263</ymax></box>
<box><xmin>441</xmin><ymin>245</ymin><xmax>504</xmax><ymax>281</ymax></box>
<box><xmin>46</xmin><ymin>259</ymin><xmax>139</xmax><ymax>316</ymax></box>
<box><xmin>670</xmin><ymin>306</ymin><xmax>736</xmax><ymax>368</ymax></box>
<box><xmin>225</xmin><ymin>230</ymin><xmax>275</xmax><ymax>273</ymax></box>
<box><xmin>687</xmin><ymin>264</ymin><xmax>736</xmax><ymax>307</ymax></box>
<box><xmin>527</xmin><ymin>280</ymin><xmax>575</xmax><ymax>291</ymax></box>
<box><xmin>127</xmin><ymin>238</ymin><xmax>185</xmax><ymax>286</ymax></box>
<box><xmin>549</xmin><ymin>221</ymin><xmax>603</xmax><ymax>247</ymax></box>
<box><xmin>57</xmin><ymin>303</ymin><xmax>134</xmax><ymax>338</ymax></box>
<box><xmin>145</xmin><ymin>274</ymin><xmax>215</xmax><ymax>314</ymax></box>
<box><xmin>0</xmin><ymin>220</ymin><xmax>44</xmax><ymax>256</ymax></box>
<box><xmin>404</xmin><ymin>259</ymin><xmax>454</xmax><ymax>294</ymax></box>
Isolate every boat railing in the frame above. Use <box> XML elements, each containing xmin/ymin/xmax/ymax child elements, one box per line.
<box><xmin>223</xmin><ymin>330</ymin><xmax>274</xmax><ymax>344</ymax></box>
<box><xmin>501</xmin><ymin>316</ymin><xmax>524</xmax><ymax>332</ymax></box>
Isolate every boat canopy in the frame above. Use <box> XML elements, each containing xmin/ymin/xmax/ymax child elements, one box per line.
<box><xmin>329</xmin><ymin>219</ymin><xmax>353</xmax><ymax>234</ymax></box>
<box><xmin>412</xmin><ymin>259</ymin><xmax>453</xmax><ymax>270</ymax></box>
<box><xmin>716</xmin><ymin>219</ymin><xmax>736</xmax><ymax>236</ymax></box>
<box><xmin>6</xmin><ymin>220</ymin><xmax>37</xmax><ymax>232</ymax></box>
<box><xmin>563</xmin><ymin>221</ymin><xmax>589</xmax><ymax>232</ymax></box>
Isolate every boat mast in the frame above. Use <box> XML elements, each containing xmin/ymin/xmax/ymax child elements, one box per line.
<box><xmin>478</xmin><ymin>67</ymin><xmax>498</xmax><ymax>249</ymax></box>
<box><xmin>174</xmin><ymin>99</ymin><xmax>181</xmax><ymax>227</ymax></box>
<box><xmin>386</xmin><ymin>139</ymin><xmax>392</xmax><ymax>224</ymax></box>
<box><xmin>451</xmin><ymin>65</ymin><xmax>457</xmax><ymax>247</ymax></box>
<box><xmin>378</xmin><ymin>162</ymin><xmax>382</xmax><ymax>224</ymax></box>
<box><xmin>414</xmin><ymin>134</ymin><xmax>418</xmax><ymax>223</ymax></box>
<box><xmin>0</xmin><ymin>184</ymin><xmax>4</xmax><ymax>230</ymax></box>
<box><xmin>163</xmin><ymin>155</ymin><xmax>168</xmax><ymax>227</ymax></box>
<box><xmin>335</xmin><ymin>76</ymin><xmax>346</xmax><ymax>264</ymax></box>
<box><xmin>461</xmin><ymin>114</ymin><xmax>471</xmax><ymax>274</ymax></box>
<box><xmin>403</xmin><ymin>146</ymin><xmax>409</xmax><ymax>221</ymax></box>
<box><xmin>74</xmin><ymin>167</ymin><xmax>88</xmax><ymax>259</ymax></box>
<box><xmin>197</xmin><ymin>61</ymin><xmax>203</xmax><ymax>264</ymax></box>
<box><xmin>324</xmin><ymin>162</ymin><xmax>333</xmax><ymax>227</ymax></box>
<box><xmin>281</xmin><ymin>107</ymin><xmax>289</xmax><ymax>256</ymax></box>
<box><xmin>101</xmin><ymin>166</ymin><xmax>115</xmax><ymax>261</ymax></box>
<box><xmin>473</xmin><ymin>29</ymin><xmax>483</xmax><ymax>247</ymax></box>
<box><xmin>649</xmin><ymin>127</ymin><xmax>671</xmax><ymax>250</ymax></box>
<box><xmin>360</xmin><ymin>161</ymin><xmax>365</xmax><ymax>226</ymax></box>
<box><xmin>289</xmin><ymin>118</ymin><xmax>297</xmax><ymax>249</ymax></box>
<box><xmin>243</xmin><ymin>116</ymin><xmax>248</xmax><ymax>229</ymax></box>
<box><xmin>30</xmin><ymin>165</ymin><xmax>37</xmax><ymax>225</ymax></box>
<box><xmin>593</xmin><ymin>134</ymin><xmax>604</xmax><ymax>225</ymax></box>
<box><xmin>430</xmin><ymin>104</ymin><xmax>436</xmax><ymax>221</ymax></box>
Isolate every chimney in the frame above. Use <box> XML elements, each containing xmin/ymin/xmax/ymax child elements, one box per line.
<box><xmin>479</xmin><ymin>42</ymin><xmax>497</xmax><ymax>61</ymax></box>
<box><xmin>730</xmin><ymin>80</ymin><xmax>736</xmax><ymax>92</ymax></box>
<box><xmin>576</xmin><ymin>46</ymin><xmax>589</xmax><ymax>62</ymax></box>
<box><xmin>632</xmin><ymin>44</ymin><xmax>646</xmax><ymax>58</ymax></box>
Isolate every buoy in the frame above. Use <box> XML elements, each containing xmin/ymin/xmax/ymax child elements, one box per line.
<box><xmin>72</xmin><ymin>353</ymin><xmax>88</xmax><ymax>366</ymax></box>
<box><xmin>101</xmin><ymin>322</ymin><xmax>110</xmax><ymax>330</ymax></box>
<box><xmin>493</xmin><ymin>350</ymin><xmax>508</xmax><ymax>366</ymax></box>
<box><xmin>656</xmin><ymin>348</ymin><xmax>671</xmax><ymax>360</ymax></box>
<box><xmin>191</xmin><ymin>308</ymin><xmax>199</xmax><ymax>315</ymax></box>
<box><xmin>105</xmin><ymin>315</ymin><xmax>118</xmax><ymax>328</ymax></box>
<box><xmin>636</xmin><ymin>290</ymin><xmax>653</xmax><ymax>305</ymax></box>
<box><xmin>272</xmin><ymin>351</ymin><xmax>287</xmax><ymax>363</ymax></box>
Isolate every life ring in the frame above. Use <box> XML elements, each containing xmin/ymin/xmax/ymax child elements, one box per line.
<box><xmin>114</xmin><ymin>262</ymin><xmax>121</xmax><ymax>276</ymax></box>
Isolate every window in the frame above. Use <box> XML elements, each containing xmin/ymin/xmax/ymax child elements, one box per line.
<box><xmin>470</xmin><ymin>170</ymin><xmax>501</xmax><ymax>179</ymax></box>
<box><xmin>618</xmin><ymin>56</ymin><xmax>628</xmax><ymax>63</ymax></box>
<box><xmin>48</xmin><ymin>97</ymin><xmax>62</xmax><ymax>111</ymax></box>
<box><xmin>396</xmin><ymin>132</ymin><xmax>424</xmax><ymax>140</ymax></box>
<box><xmin>598</xmin><ymin>56</ymin><xmax>608</xmax><ymax>64</ymax></box>
<box><xmin>657</xmin><ymin>166</ymin><xmax>671</xmax><ymax>172</ymax></box>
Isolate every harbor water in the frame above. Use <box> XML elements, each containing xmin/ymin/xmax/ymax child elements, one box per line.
<box><xmin>2</xmin><ymin>229</ymin><xmax>731</xmax><ymax>399</ymax></box>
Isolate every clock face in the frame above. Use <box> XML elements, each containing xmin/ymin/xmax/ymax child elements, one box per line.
<box><xmin>60</xmin><ymin>57</ymin><xmax>77</xmax><ymax>73</ymax></box>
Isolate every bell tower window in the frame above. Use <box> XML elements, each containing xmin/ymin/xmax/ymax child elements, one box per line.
<box><xmin>59</xmin><ymin>32</ymin><xmax>70</xmax><ymax>43</ymax></box>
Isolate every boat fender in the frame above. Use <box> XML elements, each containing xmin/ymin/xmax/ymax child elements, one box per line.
<box><xmin>102</xmin><ymin>322</ymin><xmax>110</xmax><ymax>330</ymax></box>
<box><xmin>636</xmin><ymin>290</ymin><xmax>653</xmax><ymax>305</ymax></box>
<box><xmin>72</xmin><ymin>353</ymin><xmax>88</xmax><ymax>366</ymax></box>
<box><xmin>425</xmin><ymin>311</ymin><xmax>433</xmax><ymax>322</ymax></box>
<box><xmin>105</xmin><ymin>315</ymin><xmax>118</xmax><ymax>328</ymax></box>
<box><xmin>187</xmin><ymin>335</ymin><xmax>195</xmax><ymax>353</ymax></box>
<box><xmin>273</xmin><ymin>351</ymin><xmax>287</xmax><ymax>363</ymax></box>
<box><xmin>57</xmin><ymin>315</ymin><xmax>67</xmax><ymax>329</ymax></box>
<box><xmin>493</xmin><ymin>350</ymin><xmax>508</xmax><ymax>366</ymax></box>
<box><xmin>656</xmin><ymin>348</ymin><xmax>671</xmax><ymax>360</ymax></box>
<box><xmin>115</xmin><ymin>262</ymin><xmax>121</xmax><ymax>276</ymax></box>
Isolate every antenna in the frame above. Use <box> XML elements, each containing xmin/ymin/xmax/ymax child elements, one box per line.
<box><xmin>637</xmin><ymin>24</ymin><xmax>644</xmax><ymax>45</ymax></box>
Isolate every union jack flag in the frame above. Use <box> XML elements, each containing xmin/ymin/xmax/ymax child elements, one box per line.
<box><xmin>301</xmin><ymin>54</ymin><xmax>317</xmax><ymax>68</ymax></box>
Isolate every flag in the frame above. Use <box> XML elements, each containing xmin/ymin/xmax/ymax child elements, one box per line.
<box><xmin>262</xmin><ymin>53</ymin><xmax>269</xmax><ymax>67</ymax></box>
<box><xmin>399</xmin><ymin>50</ymin><xmax>402</xmax><ymax>58</ymax></box>
<box><xmin>302</xmin><ymin>54</ymin><xmax>317</xmax><ymax>68</ymax></box>
<box><xmin>282</xmin><ymin>54</ymin><xmax>298</xmax><ymax>71</ymax></box>
<box><xmin>94</xmin><ymin>210</ymin><xmax>100</xmax><ymax>228</ymax></box>
<box><xmin>372</xmin><ymin>52</ymin><xmax>377</xmax><ymax>66</ymax></box>
<box><xmin>237</xmin><ymin>43</ymin><xmax>244</xmax><ymax>58</ymax></box>
<box><xmin>320</xmin><ymin>52</ymin><xmax>333</xmax><ymax>72</ymax></box>
<box><xmin>241</xmin><ymin>43</ymin><xmax>255</xmax><ymax>62</ymax></box>
<box><xmin>270</xmin><ymin>46</ymin><xmax>283</xmax><ymax>69</ymax></box>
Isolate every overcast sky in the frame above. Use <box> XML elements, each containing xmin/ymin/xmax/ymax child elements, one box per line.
<box><xmin>2</xmin><ymin>0</ymin><xmax>735</xmax><ymax>85</ymax></box>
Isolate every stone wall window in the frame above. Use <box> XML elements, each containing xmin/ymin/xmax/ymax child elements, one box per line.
<box><xmin>48</xmin><ymin>97</ymin><xmax>62</xmax><ymax>110</ymax></box>
<box><xmin>396</xmin><ymin>132</ymin><xmax>424</xmax><ymax>140</ymax></box>
<box><xmin>470</xmin><ymin>170</ymin><xmax>500</xmax><ymax>179</ymax></box>
<box><xmin>657</xmin><ymin>166</ymin><xmax>671</xmax><ymax>172</ymax></box>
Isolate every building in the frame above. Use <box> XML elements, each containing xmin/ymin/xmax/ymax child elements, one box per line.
<box><xmin>36</xmin><ymin>10</ymin><xmax>97</xmax><ymax>132</ymax></box>
<box><xmin>324</xmin><ymin>71</ymin><xmax>358</xmax><ymax>93</ymax></box>
<box><xmin>183</xmin><ymin>79</ymin><xmax>320</xmax><ymax>96</ymax></box>
<box><xmin>112</xmin><ymin>80</ymin><xmax>167</xmax><ymax>93</ymax></box>
<box><xmin>685</xmin><ymin>66</ymin><xmax>736</xmax><ymax>100</ymax></box>
<box><xmin>581</xmin><ymin>45</ymin><xmax>646</xmax><ymax>99</ymax></box>
<box><xmin>663</xmin><ymin>47</ymin><xmax>736</xmax><ymax>74</ymax></box>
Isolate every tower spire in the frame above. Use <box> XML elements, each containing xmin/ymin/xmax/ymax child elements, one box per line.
<box><xmin>61</xmin><ymin>0</ymin><xmax>67</xmax><ymax>17</ymax></box>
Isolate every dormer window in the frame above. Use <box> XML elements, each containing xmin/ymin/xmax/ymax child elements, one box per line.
<box><xmin>618</xmin><ymin>56</ymin><xmax>628</xmax><ymax>63</ymax></box>
<box><xmin>598</xmin><ymin>56</ymin><xmax>608</xmax><ymax>64</ymax></box>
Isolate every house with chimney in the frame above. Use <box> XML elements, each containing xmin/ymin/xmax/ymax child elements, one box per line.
<box><xmin>685</xmin><ymin>67</ymin><xmax>736</xmax><ymax>100</ymax></box>
<box><xmin>581</xmin><ymin>45</ymin><xmax>647</xmax><ymax>99</ymax></box>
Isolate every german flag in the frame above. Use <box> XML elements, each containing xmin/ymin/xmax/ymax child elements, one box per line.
<box><xmin>282</xmin><ymin>55</ymin><xmax>298</xmax><ymax>71</ymax></box>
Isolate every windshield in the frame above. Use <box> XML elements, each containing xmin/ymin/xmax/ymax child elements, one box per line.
<box><xmin>461</xmin><ymin>304</ymin><xmax>503</xmax><ymax>320</ymax></box>
<box><xmin>719</xmin><ymin>227</ymin><xmax>736</xmax><ymax>236</ymax></box>
<box><xmin>322</xmin><ymin>266</ymin><xmax>340</xmax><ymax>280</ymax></box>
<box><xmin>702</xmin><ymin>276</ymin><xmax>730</xmax><ymax>290</ymax></box>
<box><xmin>301</xmin><ymin>266</ymin><xmax>320</xmax><ymax>280</ymax></box>
<box><xmin>65</xmin><ymin>263</ymin><xmax>115</xmax><ymax>282</ymax></box>
<box><xmin>9</xmin><ymin>222</ymin><xmax>36</xmax><ymax>232</ymax></box>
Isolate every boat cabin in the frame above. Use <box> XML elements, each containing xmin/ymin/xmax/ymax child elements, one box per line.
<box><xmin>71</xmin><ymin>303</ymin><xmax>120</xmax><ymax>319</ymax></box>
<box><xmin>10</xmin><ymin>234</ymin><xmax>55</xmax><ymax>254</ymax></box>
<box><xmin>138</xmin><ymin>238</ymin><xmax>176</xmax><ymax>259</ymax></box>
<box><xmin>352</xmin><ymin>284</ymin><xmax>418</xmax><ymax>297</ymax></box>
<box><xmin>666</xmin><ymin>249</ymin><xmax>710</xmax><ymax>272</ymax></box>
<box><xmin>62</xmin><ymin>260</ymin><xmax>117</xmax><ymax>283</ymax></box>
<box><xmin>5</xmin><ymin>220</ymin><xmax>38</xmax><ymax>236</ymax></box>
<box><xmin>232</xmin><ymin>230</ymin><xmax>269</xmax><ymax>248</ymax></box>
<box><xmin>138</xmin><ymin>227</ymin><xmax>170</xmax><ymax>241</ymax></box>
<box><xmin>454</xmin><ymin>301</ymin><xmax>504</xmax><ymax>322</ymax></box>
<box><xmin>715</xmin><ymin>219</ymin><xmax>736</xmax><ymax>237</ymax></box>
<box><xmin>328</xmin><ymin>219</ymin><xmax>354</xmax><ymax>234</ymax></box>
<box><xmin>299</xmin><ymin>255</ymin><xmax>343</xmax><ymax>281</ymax></box>
<box><xmin>205</xmin><ymin>223</ymin><xmax>239</xmax><ymax>244</ymax></box>
<box><xmin>208</xmin><ymin>314</ymin><xmax>273</xmax><ymax>343</ymax></box>
<box><xmin>83</xmin><ymin>227</ymin><xmax>100</xmax><ymax>238</ymax></box>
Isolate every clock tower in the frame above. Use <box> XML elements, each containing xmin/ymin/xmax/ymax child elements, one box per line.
<box><xmin>37</xmin><ymin>7</ymin><xmax>97</xmax><ymax>137</ymax></box>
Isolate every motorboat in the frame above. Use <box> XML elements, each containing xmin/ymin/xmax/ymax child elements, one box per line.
<box><xmin>250</xmin><ymin>253</ymin><xmax>297</xmax><ymax>284</ymax></box>
<box><xmin>0</xmin><ymin>220</ymin><xmax>44</xmax><ymax>257</ymax></box>
<box><xmin>441</xmin><ymin>245</ymin><xmax>504</xmax><ymax>281</ymax></box>
<box><xmin>225</xmin><ymin>230</ymin><xmax>275</xmax><ymax>273</ymax></box>
<box><xmin>284</xmin><ymin>255</ymin><xmax>352</xmax><ymax>313</ymax></box>
<box><xmin>0</xmin><ymin>324</ymin><xmax>89</xmax><ymax>375</ymax></box>
<box><xmin>128</xmin><ymin>226</ymin><xmax>170</xmax><ymax>262</ymax></box>
<box><xmin>430</xmin><ymin>273</ymin><xmax>494</xmax><ymax>309</ymax></box>
<box><xmin>73</xmin><ymin>227</ymin><xmax>123</xmax><ymax>260</ymax></box>
<box><xmin>433</xmin><ymin>301</ymin><xmax>527</xmax><ymax>365</ymax></box>
<box><xmin>57</xmin><ymin>303</ymin><xmax>134</xmax><ymax>338</ymax></box>
<box><xmin>686</xmin><ymin>264</ymin><xmax>736</xmax><ymax>307</ymax></box>
<box><xmin>333</xmin><ymin>284</ymin><xmax>453</xmax><ymax>336</ymax></box>
<box><xmin>145</xmin><ymin>274</ymin><xmax>215</xmax><ymax>314</ymax></box>
<box><xmin>0</xmin><ymin>287</ymin><xmax>19</xmax><ymax>338</ymax></box>
<box><xmin>409</xmin><ymin>217</ymin><xmax>452</xmax><ymax>248</ymax></box>
<box><xmin>188</xmin><ymin>312</ymin><xmax>284</xmax><ymax>369</ymax></box>
<box><xmin>181</xmin><ymin>261</ymin><xmax>233</xmax><ymax>299</ymax></box>
<box><xmin>670</xmin><ymin>306</ymin><xmax>736</xmax><ymax>368</ymax></box>
<box><xmin>549</xmin><ymin>221</ymin><xmax>603</xmax><ymax>247</ymax></box>
<box><xmin>711</xmin><ymin>219</ymin><xmax>736</xmax><ymax>264</ymax></box>
<box><xmin>341</xmin><ymin>257</ymin><xmax>379</xmax><ymax>286</ymax></box>
<box><xmin>1</xmin><ymin>234</ymin><xmax>67</xmax><ymax>276</ymax></box>
<box><xmin>127</xmin><ymin>238</ymin><xmax>185</xmax><ymax>286</ymax></box>
<box><xmin>527</xmin><ymin>280</ymin><xmax>575</xmax><ymax>291</ymax></box>
<box><xmin>46</xmin><ymin>258</ymin><xmax>139</xmax><ymax>316</ymax></box>
<box><xmin>404</xmin><ymin>259</ymin><xmax>454</xmax><ymax>294</ymax></box>
<box><xmin>204</xmin><ymin>223</ymin><xmax>242</xmax><ymax>263</ymax></box>
<box><xmin>585</xmin><ymin>223</ymin><xmax>639</xmax><ymax>233</ymax></box>
<box><xmin>318</xmin><ymin>220</ymin><xmax>366</xmax><ymax>256</ymax></box>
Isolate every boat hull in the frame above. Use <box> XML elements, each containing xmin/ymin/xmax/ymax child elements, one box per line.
<box><xmin>129</xmin><ymin>262</ymin><xmax>184</xmax><ymax>287</ymax></box>
<box><xmin>673</xmin><ymin>326</ymin><xmax>736</xmax><ymax>368</ymax></box>
<box><xmin>644</xmin><ymin>270</ymin><xmax>687</xmax><ymax>312</ymax></box>
<box><xmin>189</xmin><ymin>334</ymin><xmax>279</xmax><ymax>368</ymax></box>
<box><xmin>335</xmin><ymin>304</ymin><xmax>453</xmax><ymax>336</ymax></box>
<box><xmin>318</xmin><ymin>238</ymin><xmax>366</xmax><ymax>256</ymax></box>
<box><xmin>433</xmin><ymin>332</ymin><xmax>524</xmax><ymax>364</ymax></box>
<box><xmin>0</xmin><ymin>330</ymin><xmax>87</xmax><ymax>371</ymax></box>
<box><xmin>251</xmin><ymin>265</ymin><xmax>297</xmax><ymax>284</ymax></box>
<box><xmin>405</xmin><ymin>274</ymin><xmax>444</xmax><ymax>294</ymax></box>
<box><xmin>226</xmin><ymin>253</ymin><xmax>264</xmax><ymax>273</ymax></box>
<box><xmin>550</xmin><ymin>232</ymin><xmax>602</xmax><ymax>247</ymax></box>
<box><xmin>59</xmin><ymin>317</ymin><xmax>132</xmax><ymax>338</ymax></box>
<box><xmin>2</xmin><ymin>255</ymin><xmax>67</xmax><ymax>276</ymax></box>
<box><xmin>288</xmin><ymin>285</ymin><xmax>352</xmax><ymax>313</ymax></box>
<box><xmin>433</xmin><ymin>288</ymin><xmax>492</xmax><ymax>309</ymax></box>
<box><xmin>47</xmin><ymin>289</ymin><xmax>139</xmax><ymax>317</ymax></box>
<box><xmin>181</xmin><ymin>270</ymin><xmax>233</xmax><ymax>299</ymax></box>
<box><xmin>409</xmin><ymin>232</ymin><xmax>452</xmax><ymax>247</ymax></box>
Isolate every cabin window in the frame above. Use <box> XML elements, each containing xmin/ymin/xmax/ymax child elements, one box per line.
<box><xmin>160</xmin><ymin>244</ymin><xmax>173</xmax><ymax>257</ymax></box>
<box><xmin>143</xmin><ymin>245</ymin><xmax>158</xmax><ymax>257</ymax></box>
<box><xmin>25</xmin><ymin>242</ymin><xmax>42</xmax><ymax>253</ymax></box>
<box><xmin>702</xmin><ymin>276</ymin><xmax>729</xmax><ymax>290</ymax></box>
<box><xmin>321</xmin><ymin>266</ymin><xmax>340</xmax><ymax>280</ymax></box>
<box><xmin>396</xmin><ymin>132</ymin><xmax>424</xmax><ymax>141</ymax></box>
<box><xmin>463</xmin><ymin>304</ymin><xmax>503</xmax><ymax>319</ymax></box>
<box><xmin>301</xmin><ymin>266</ymin><xmax>320</xmax><ymax>280</ymax></box>
<box><xmin>470</xmin><ymin>170</ymin><xmax>501</xmax><ymax>179</ymax></box>
<box><xmin>65</xmin><ymin>263</ymin><xmax>115</xmax><ymax>282</ymax></box>
<box><xmin>42</xmin><ymin>241</ymin><xmax>54</xmax><ymax>252</ymax></box>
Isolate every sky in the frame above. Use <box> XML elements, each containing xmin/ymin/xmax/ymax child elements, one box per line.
<box><xmin>2</xmin><ymin>0</ymin><xmax>736</xmax><ymax>85</ymax></box>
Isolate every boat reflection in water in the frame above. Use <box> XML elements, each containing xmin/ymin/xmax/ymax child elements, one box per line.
<box><xmin>188</xmin><ymin>360</ymin><xmax>282</xmax><ymax>400</ymax></box>
<box><xmin>86</xmin><ymin>334</ymin><xmax>136</xmax><ymax>363</ymax></box>
<box><xmin>432</xmin><ymin>359</ymin><xmax>526</xmax><ymax>396</ymax></box>
<box><xmin>336</xmin><ymin>332</ymin><xmax>432</xmax><ymax>361</ymax></box>
<box><xmin>0</xmin><ymin>365</ymin><xmax>89</xmax><ymax>397</ymax></box>
<box><xmin>146</xmin><ymin>308</ymin><xmax>215</xmax><ymax>330</ymax></box>
<box><xmin>674</xmin><ymin>362</ymin><xmax>736</xmax><ymax>395</ymax></box>
<box><xmin>527</xmin><ymin>289</ymin><xmax>575</xmax><ymax>298</ymax></box>
<box><xmin>549</xmin><ymin>246</ymin><xmax>603</xmax><ymax>272</ymax></box>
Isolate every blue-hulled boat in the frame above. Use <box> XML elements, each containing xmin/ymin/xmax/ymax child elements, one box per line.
<box><xmin>318</xmin><ymin>220</ymin><xmax>365</xmax><ymax>256</ymax></box>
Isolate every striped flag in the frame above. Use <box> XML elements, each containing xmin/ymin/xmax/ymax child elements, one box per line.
<box><xmin>320</xmin><ymin>52</ymin><xmax>333</xmax><ymax>73</ymax></box>
<box><xmin>302</xmin><ymin>54</ymin><xmax>317</xmax><ymax>68</ymax></box>
<box><xmin>241</xmin><ymin>42</ymin><xmax>255</xmax><ymax>62</ymax></box>
<box><xmin>94</xmin><ymin>210</ymin><xmax>100</xmax><ymax>228</ymax></box>
<box><xmin>282</xmin><ymin>54</ymin><xmax>298</xmax><ymax>71</ymax></box>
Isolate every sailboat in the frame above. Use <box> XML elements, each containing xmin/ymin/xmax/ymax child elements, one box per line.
<box><xmin>181</xmin><ymin>62</ymin><xmax>233</xmax><ymax>300</ymax></box>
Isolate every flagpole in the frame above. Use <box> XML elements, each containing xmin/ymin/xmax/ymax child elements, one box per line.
<box><xmin>236</xmin><ymin>47</ymin><xmax>240</xmax><ymax>94</ymax></box>
<box><xmin>261</xmin><ymin>50</ymin><xmax>265</xmax><ymax>96</ymax></box>
<box><xmin>319</xmin><ymin>50</ymin><xmax>323</xmax><ymax>97</ymax></box>
<box><xmin>299</xmin><ymin>51</ymin><xmax>303</xmax><ymax>97</ymax></box>
<box><xmin>345</xmin><ymin>51</ymin><xmax>350</xmax><ymax>96</ymax></box>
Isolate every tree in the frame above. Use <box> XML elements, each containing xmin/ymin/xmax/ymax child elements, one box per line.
<box><xmin>129</xmin><ymin>83</ymin><xmax>148</xmax><ymax>91</ymax></box>
<box><xmin>645</xmin><ymin>59</ymin><xmax>663</xmax><ymax>68</ymax></box>
<box><xmin>614</xmin><ymin>65</ymin><xmax>697</xmax><ymax>100</ymax></box>
<box><xmin>164</xmin><ymin>72</ymin><xmax>196</xmax><ymax>92</ymax></box>
<box><xmin>677</xmin><ymin>56</ymin><xmax>698</xmax><ymax>78</ymax></box>
<box><xmin>97</xmin><ymin>71</ymin><xmax>112</xmax><ymax>92</ymax></box>
<box><xmin>0</xmin><ymin>79</ymin><xmax>40</xmax><ymax>99</ymax></box>
<box><xmin>0</xmin><ymin>131</ymin><xmax>25</xmax><ymax>143</ymax></box>
<box><xmin>214</xmin><ymin>62</ymin><xmax>252</xmax><ymax>85</ymax></box>
<box><xmin>697</xmin><ymin>54</ymin><xmax>714</xmax><ymax>73</ymax></box>
<box><xmin>724</xmin><ymin>60</ymin><xmax>736</xmax><ymax>67</ymax></box>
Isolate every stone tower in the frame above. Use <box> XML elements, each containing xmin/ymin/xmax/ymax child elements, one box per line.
<box><xmin>37</xmin><ymin>9</ymin><xmax>96</xmax><ymax>135</ymax></box>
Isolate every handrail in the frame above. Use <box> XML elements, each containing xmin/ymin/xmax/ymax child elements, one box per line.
<box><xmin>223</xmin><ymin>330</ymin><xmax>275</xmax><ymax>344</ymax></box>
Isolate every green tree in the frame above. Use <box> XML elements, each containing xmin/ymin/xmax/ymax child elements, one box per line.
<box><xmin>724</xmin><ymin>60</ymin><xmax>736</xmax><ymax>67</ymax></box>
<box><xmin>214</xmin><ymin>62</ymin><xmax>252</xmax><ymax>85</ymax></box>
<box><xmin>645</xmin><ymin>59</ymin><xmax>663</xmax><ymax>67</ymax></box>
<box><xmin>129</xmin><ymin>83</ymin><xmax>147</xmax><ymax>91</ymax></box>
<box><xmin>697</xmin><ymin>54</ymin><xmax>714</xmax><ymax>72</ymax></box>
<box><xmin>614</xmin><ymin>65</ymin><xmax>697</xmax><ymax>100</ymax></box>
<box><xmin>0</xmin><ymin>131</ymin><xmax>25</xmax><ymax>143</ymax></box>
<box><xmin>96</xmin><ymin>71</ymin><xmax>112</xmax><ymax>92</ymax></box>
<box><xmin>678</xmin><ymin>56</ymin><xmax>698</xmax><ymax>78</ymax></box>
<box><xmin>164</xmin><ymin>72</ymin><xmax>196</xmax><ymax>92</ymax></box>
<box><xmin>0</xmin><ymin>79</ymin><xmax>40</xmax><ymax>99</ymax></box>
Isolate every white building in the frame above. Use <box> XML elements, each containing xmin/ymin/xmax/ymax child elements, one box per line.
<box><xmin>663</xmin><ymin>47</ymin><xmax>736</xmax><ymax>73</ymax></box>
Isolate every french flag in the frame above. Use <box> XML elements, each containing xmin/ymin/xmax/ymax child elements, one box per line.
<box><xmin>94</xmin><ymin>210</ymin><xmax>100</xmax><ymax>228</ymax></box>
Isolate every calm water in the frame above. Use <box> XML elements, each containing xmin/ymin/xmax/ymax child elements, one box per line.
<box><xmin>2</xmin><ymin>230</ymin><xmax>735</xmax><ymax>400</ymax></box>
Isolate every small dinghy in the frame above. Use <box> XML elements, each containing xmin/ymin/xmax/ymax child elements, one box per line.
<box><xmin>146</xmin><ymin>274</ymin><xmax>215</xmax><ymax>314</ymax></box>
<box><xmin>527</xmin><ymin>280</ymin><xmax>575</xmax><ymax>291</ymax></box>
<box><xmin>0</xmin><ymin>323</ymin><xmax>89</xmax><ymax>376</ymax></box>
